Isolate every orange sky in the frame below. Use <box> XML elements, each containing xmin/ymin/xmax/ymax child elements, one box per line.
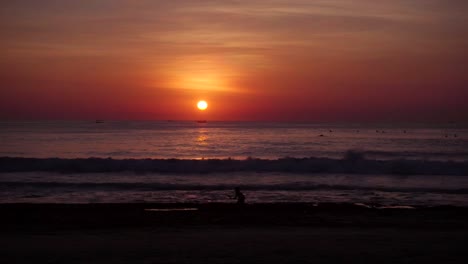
<box><xmin>1</xmin><ymin>0</ymin><xmax>467</xmax><ymax>122</ymax></box>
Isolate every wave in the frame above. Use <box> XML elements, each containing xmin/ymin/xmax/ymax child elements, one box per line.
<box><xmin>1</xmin><ymin>153</ymin><xmax>468</xmax><ymax>175</ymax></box>
<box><xmin>1</xmin><ymin>181</ymin><xmax>467</xmax><ymax>194</ymax></box>
<box><xmin>362</xmin><ymin>150</ymin><xmax>468</xmax><ymax>158</ymax></box>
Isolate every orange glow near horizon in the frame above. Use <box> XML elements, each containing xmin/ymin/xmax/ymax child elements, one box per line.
<box><xmin>162</xmin><ymin>56</ymin><xmax>240</xmax><ymax>94</ymax></box>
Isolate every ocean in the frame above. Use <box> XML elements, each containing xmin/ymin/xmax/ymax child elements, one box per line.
<box><xmin>1</xmin><ymin>121</ymin><xmax>467</xmax><ymax>206</ymax></box>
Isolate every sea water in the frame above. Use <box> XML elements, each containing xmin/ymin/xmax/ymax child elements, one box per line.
<box><xmin>0</xmin><ymin>121</ymin><xmax>467</xmax><ymax>206</ymax></box>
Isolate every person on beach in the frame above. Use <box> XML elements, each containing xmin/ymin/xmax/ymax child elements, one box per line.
<box><xmin>232</xmin><ymin>187</ymin><xmax>245</xmax><ymax>204</ymax></box>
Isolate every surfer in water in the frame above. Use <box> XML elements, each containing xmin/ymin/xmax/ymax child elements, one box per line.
<box><xmin>232</xmin><ymin>187</ymin><xmax>246</xmax><ymax>205</ymax></box>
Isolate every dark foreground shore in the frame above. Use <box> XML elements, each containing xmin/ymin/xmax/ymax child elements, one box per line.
<box><xmin>1</xmin><ymin>203</ymin><xmax>468</xmax><ymax>263</ymax></box>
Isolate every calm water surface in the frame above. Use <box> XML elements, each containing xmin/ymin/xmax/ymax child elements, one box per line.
<box><xmin>1</xmin><ymin>121</ymin><xmax>467</xmax><ymax>160</ymax></box>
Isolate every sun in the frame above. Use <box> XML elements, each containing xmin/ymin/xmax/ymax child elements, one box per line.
<box><xmin>197</xmin><ymin>100</ymin><xmax>208</xmax><ymax>111</ymax></box>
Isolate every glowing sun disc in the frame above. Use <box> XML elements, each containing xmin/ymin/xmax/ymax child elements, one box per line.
<box><xmin>197</xmin><ymin>100</ymin><xmax>208</xmax><ymax>110</ymax></box>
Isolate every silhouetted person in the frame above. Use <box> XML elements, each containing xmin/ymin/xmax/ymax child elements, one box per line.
<box><xmin>232</xmin><ymin>187</ymin><xmax>245</xmax><ymax>204</ymax></box>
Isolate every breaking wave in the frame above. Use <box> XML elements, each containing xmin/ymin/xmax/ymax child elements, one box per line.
<box><xmin>1</xmin><ymin>152</ymin><xmax>468</xmax><ymax>176</ymax></box>
<box><xmin>361</xmin><ymin>150</ymin><xmax>468</xmax><ymax>159</ymax></box>
<box><xmin>1</xmin><ymin>181</ymin><xmax>467</xmax><ymax>194</ymax></box>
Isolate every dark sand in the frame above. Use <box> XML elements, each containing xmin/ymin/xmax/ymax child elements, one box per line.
<box><xmin>1</xmin><ymin>203</ymin><xmax>468</xmax><ymax>263</ymax></box>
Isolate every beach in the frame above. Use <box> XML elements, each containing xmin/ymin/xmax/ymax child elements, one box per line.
<box><xmin>1</xmin><ymin>122</ymin><xmax>467</xmax><ymax>263</ymax></box>
<box><xmin>2</xmin><ymin>203</ymin><xmax>468</xmax><ymax>263</ymax></box>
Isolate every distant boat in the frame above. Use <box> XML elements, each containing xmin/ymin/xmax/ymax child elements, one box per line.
<box><xmin>95</xmin><ymin>120</ymin><xmax>104</xmax><ymax>123</ymax></box>
<box><xmin>196</xmin><ymin>120</ymin><xmax>207</xmax><ymax>123</ymax></box>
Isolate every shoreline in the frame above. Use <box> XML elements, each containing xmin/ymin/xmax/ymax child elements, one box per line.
<box><xmin>2</xmin><ymin>202</ymin><xmax>468</xmax><ymax>231</ymax></box>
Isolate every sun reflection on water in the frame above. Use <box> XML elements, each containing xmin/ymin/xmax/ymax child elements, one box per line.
<box><xmin>197</xmin><ymin>134</ymin><xmax>208</xmax><ymax>144</ymax></box>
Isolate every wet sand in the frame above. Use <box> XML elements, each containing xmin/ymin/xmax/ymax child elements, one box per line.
<box><xmin>1</xmin><ymin>203</ymin><xmax>468</xmax><ymax>263</ymax></box>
